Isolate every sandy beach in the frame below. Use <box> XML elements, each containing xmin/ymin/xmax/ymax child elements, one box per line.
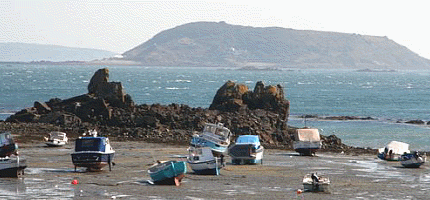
<box><xmin>1</xmin><ymin>141</ymin><xmax>429</xmax><ymax>200</ymax></box>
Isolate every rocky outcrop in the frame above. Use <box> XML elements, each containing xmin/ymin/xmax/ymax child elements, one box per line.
<box><xmin>6</xmin><ymin>68</ymin><xmax>134</xmax><ymax>125</ymax></box>
<box><xmin>210</xmin><ymin>81</ymin><xmax>290</xmax><ymax>121</ymax></box>
<box><xmin>3</xmin><ymin>68</ymin><xmax>373</xmax><ymax>154</ymax></box>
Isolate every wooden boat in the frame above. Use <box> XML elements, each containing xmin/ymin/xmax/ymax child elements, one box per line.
<box><xmin>400</xmin><ymin>151</ymin><xmax>426</xmax><ymax>168</ymax></box>
<box><xmin>188</xmin><ymin>147</ymin><xmax>222</xmax><ymax>175</ymax></box>
<box><xmin>44</xmin><ymin>131</ymin><xmax>68</xmax><ymax>147</ymax></box>
<box><xmin>71</xmin><ymin>130</ymin><xmax>115</xmax><ymax>171</ymax></box>
<box><xmin>303</xmin><ymin>173</ymin><xmax>330</xmax><ymax>192</ymax></box>
<box><xmin>0</xmin><ymin>132</ymin><xmax>26</xmax><ymax>177</ymax></box>
<box><xmin>377</xmin><ymin>141</ymin><xmax>409</xmax><ymax>161</ymax></box>
<box><xmin>229</xmin><ymin>135</ymin><xmax>264</xmax><ymax>164</ymax></box>
<box><xmin>293</xmin><ymin>128</ymin><xmax>322</xmax><ymax>156</ymax></box>
<box><xmin>148</xmin><ymin>160</ymin><xmax>187</xmax><ymax>186</ymax></box>
<box><xmin>190</xmin><ymin>123</ymin><xmax>232</xmax><ymax>156</ymax></box>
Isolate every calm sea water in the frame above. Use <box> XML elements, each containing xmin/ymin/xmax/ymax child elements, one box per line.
<box><xmin>1</xmin><ymin>64</ymin><xmax>430</xmax><ymax>150</ymax></box>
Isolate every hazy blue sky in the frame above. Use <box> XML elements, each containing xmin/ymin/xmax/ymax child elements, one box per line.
<box><xmin>1</xmin><ymin>0</ymin><xmax>428</xmax><ymax>59</ymax></box>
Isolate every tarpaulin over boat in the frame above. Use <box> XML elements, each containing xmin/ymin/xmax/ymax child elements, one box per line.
<box><xmin>379</xmin><ymin>141</ymin><xmax>410</xmax><ymax>155</ymax></box>
<box><xmin>294</xmin><ymin>129</ymin><xmax>321</xmax><ymax>142</ymax></box>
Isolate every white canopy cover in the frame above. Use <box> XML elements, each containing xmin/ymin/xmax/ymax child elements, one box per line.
<box><xmin>294</xmin><ymin>128</ymin><xmax>321</xmax><ymax>142</ymax></box>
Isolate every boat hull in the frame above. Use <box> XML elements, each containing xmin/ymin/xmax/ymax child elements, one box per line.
<box><xmin>45</xmin><ymin>140</ymin><xmax>66</xmax><ymax>147</ymax></box>
<box><xmin>229</xmin><ymin>144</ymin><xmax>263</xmax><ymax>165</ymax></box>
<box><xmin>148</xmin><ymin>161</ymin><xmax>187</xmax><ymax>185</ymax></box>
<box><xmin>71</xmin><ymin>152</ymin><xmax>114</xmax><ymax>171</ymax></box>
<box><xmin>188</xmin><ymin>159</ymin><xmax>221</xmax><ymax>175</ymax></box>
<box><xmin>293</xmin><ymin>141</ymin><xmax>322</xmax><ymax>156</ymax></box>
<box><xmin>0</xmin><ymin>157</ymin><xmax>27</xmax><ymax>178</ymax></box>
<box><xmin>303</xmin><ymin>174</ymin><xmax>330</xmax><ymax>192</ymax></box>
<box><xmin>400</xmin><ymin>154</ymin><xmax>426</xmax><ymax>168</ymax></box>
<box><xmin>377</xmin><ymin>153</ymin><xmax>401</xmax><ymax>161</ymax></box>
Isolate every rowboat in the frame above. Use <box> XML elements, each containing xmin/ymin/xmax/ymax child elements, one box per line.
<box><xmin>148</xmin><ymin>160</ymin><xmax>187</xmax><ymax>186</ymax></box>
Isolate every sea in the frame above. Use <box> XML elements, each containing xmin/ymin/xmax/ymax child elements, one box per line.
<box><xmin>1</xmin><ymin>64</ymin><xmax>430</xmax><ymax>151</ymax></box>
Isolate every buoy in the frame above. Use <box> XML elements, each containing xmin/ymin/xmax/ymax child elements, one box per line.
<box><xmin>71</xmin><ymin>179</ymin><xmax>79</xmax><ymax>185</ymax></box>
<box><xmin>296</xmin><ymin>189</ymin><xmax>303</xmax><ymax>194</ymax></box>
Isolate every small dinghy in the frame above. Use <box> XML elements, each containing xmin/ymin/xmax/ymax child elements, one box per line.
<box><xmin>148</xmin><ymin>160</ymin><xmax>187</xmax><ymax>186</ymax></box>
<box><xmin>400</xmin><ymin>151</ymin><xmax>426</xmax><ymax>168</ymax></box>
<box><xmin>44</xmin><ymin>131</ymin><xmax>68</xmax><ymax>147</ymax></box>
<box><xmin>303</xmin><ymin>173</ymin><xmax>330</xmax><ymax>192</ymax></box>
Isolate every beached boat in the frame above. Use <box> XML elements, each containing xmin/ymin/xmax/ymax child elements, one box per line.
<box><xmin>229</xmin><ymin>135</ymin><xmax>264</xmax><ymax>164</ymax></box>
<box><xmin>0</xmin><ymin>132</ymin><xmax>18</xmax><ymax>157</ymax></box>
<box><xmin>0</xmin><ymin>156</ymin><xmax>27</xmax><ymax>177</ymax></box>
<box><xmin>0</xmin><ymin>132</ymin><xmax>26</xmax><ymax>177</ymax></box>
<box><xmin>400</xmin><ymin>151</ymin><xmax>426</xmax><ymax>168</ymax></box>
<box><xmin>293</xmin><ymin>128</ymin><xmax>322</xmax><ymax>156</ymax></box>
<box><xmin>188</xmin><ymin>147</ymin><xmax>222</xmax><ymax>175</ymax></box>
<box><xmin>148</xmin><ymin>160</ymin><xmax>187</xmax><ymax>186</ymax></box>
<box><xmin>44</xmin><ymin>131</ymin><xmax>68</xmax><ymax>147</ymax></box>
<box><xmin>303</xmin><ymin>173</ymin><xmax>330</xmax><ymax>192</ymax></box>
<box><xmin>71</xmin><ymin>131</ymin><xmax>115</xmax><ymax>171</ymax></box>
<box><xmin>377</xmin><ymin>141</ymin><xmax>410</xmax><ymax>161</ymax></box>
<box><xmin>190</xmin><ymin>123</ymin><xmax>232</xmax><ymax>156</ymax></box>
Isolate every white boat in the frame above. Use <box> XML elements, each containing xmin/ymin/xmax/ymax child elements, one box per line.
<box><xmin>190</xmin><ymin>123</ymin><xmax>232</xmax><ymax>156</ymax></box>
<box><xmin>229</xmin><ymin>135</ymin><xmax>264</xmax><ymax>164</ymax></box>
<box><xmin>0</xmin><ymin>156</ymin><xmax>27</xmax><ymax>177</ymax></box>
<box><xmin>400</xmin><ymin>151</ymin><xmax>426</xmax><ymax>168</ymax></box>
<box><xmin>71</xmin><ymin>130</ymin><xmax>115</xmax><ymax>171</ymax></box>
<box><xmin>293</xmin><ymin>128</ymin><xmax>322</xmax><ymax>156</ymax></box>
<box><xmin>44</xmin><ymin>131</ymin><xmax>68</xmax><ymax>147</ymax></box>
<box><xmin>188</xmin><ymin>147</ymin><xmax>223</xmax><ymax>175</ymax></box>
<box><xmin>377</xmin><ymin>141</ymin><xmax>410</xmax><ymax>161</ymax></box>
<box><xmin>303</xmin><ymin>173</ymin><xmax>330</xmax><ymax>192</ymax></box>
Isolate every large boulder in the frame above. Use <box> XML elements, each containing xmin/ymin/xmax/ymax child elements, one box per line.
<box><xmin>87</xmin><ymin>68</ymin><xmax>134</xmax><ymax>108</ymax></box>
<box><xmin>209</xmin><ymin>80</ymin><xmax>289</xmax><ymax>121</ymax></box>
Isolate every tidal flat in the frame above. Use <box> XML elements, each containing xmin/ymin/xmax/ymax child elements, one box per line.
<box><xmin>2</xmin><ymin>141</ymin><xmax>430</xmax><ymax>200</ymax></box>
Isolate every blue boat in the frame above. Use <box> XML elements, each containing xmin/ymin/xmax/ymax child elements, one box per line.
<box><xmin>229</xmin><ymin>135</ymin><xmax>264</xmax><ymax>164</ymax></box>
<box><xmin>148</xmin><ymin>160</ymin><xmax>187</xmax><ymax>186</ymax></box>
<box><xmin>400</xmin><ymin>151</ymin><xmax>426</xmax><ymax>168</ymax></box>
<box><xmin>71</xmin><ymin>131</ymin><xmax>115</xmax><ymax>171</ymax></box>
<box><xmin>190</xmin><ymin>123</ymin><xmax>232</xmax><ymax>156</ymax></box>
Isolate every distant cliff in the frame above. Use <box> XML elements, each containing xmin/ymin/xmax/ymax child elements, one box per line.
<box><xmin>0</xmin><ymin>43</ymin><xmax>117</xmax><ymax>62</ymax></box>
<box><xmin>122</xmin><ymin>21</ymin><xmax>430</xmax><ymax>69</ymax></box>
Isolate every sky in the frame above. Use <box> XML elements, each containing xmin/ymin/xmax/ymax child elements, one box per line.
<box><xmin>1</xmin><ymin>0</ymin><xmax>429</xmax><ymax>59</ymax></box>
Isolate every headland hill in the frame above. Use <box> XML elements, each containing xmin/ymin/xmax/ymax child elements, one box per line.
<box><xmin>1</xmin><ymin>68</ymin><xmax>376</xmax><ymax>154</ymax></box>
<box><xmin>2</xmin><ymin>21</ymin><xmax>430</xmax><ymax>70</ymax></box>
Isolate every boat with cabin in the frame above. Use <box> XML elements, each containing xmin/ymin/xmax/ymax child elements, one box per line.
<box><xmin>190</xmin><ymin>123</ymin><xmax>232</xmax><ymax>156</ymax></box>
<box><xmin>148</xmin><ymin>160</ymin><xmax>187</xmax><ymax>186</ymax></box>
<box><xmin>377</xmin><ymin>141</ymin><xmax>409</xmax><ymax>161</ymax></box>
<box><xmin>0</xmin><ymin>132</ymin><xmax>26</xmax><ymax>177</ymax></box>
<box><xmin>229</xmin><ymin>135</ymin><xmax>264</xmax><ymax>164</ymax></box>
<box><xmin>71</xmin><ymin>130</ymin><xmax>115</xmax><ymax>171</ymax></box>
<box><xmin>44</xmin><ymin>131</ymin><xmax>68</xmax><ymax>147</ymax></box>
<box><xmin>188</xmin><ymin>147</ymin><xmax>222</xmax><ymax>175</ymax></box>
<box><xmin>400</xmin><ymin>151</ymin><xmax>426</xmax><ymax>168</ymax></box>
<box><xmin>293</xmin><ymin>128</ymin><xmax>322</xmax><ymax>156</ymax></box>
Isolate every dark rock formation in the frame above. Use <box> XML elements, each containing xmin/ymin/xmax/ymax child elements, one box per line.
<box><xmin>3</xmin><ymin>68</ymin><xmax>373</xmax><ymax>154</ymax></box>
<box><xmin>210</xmin><ymin>81</ymin><xmax>289</xmax><ymax>121</ymax></box>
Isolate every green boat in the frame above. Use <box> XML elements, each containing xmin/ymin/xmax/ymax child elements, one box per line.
<box><xmin>148</xmin><ymin>160</ymin><xmax>187</xmax><ymax>186</ymax></box>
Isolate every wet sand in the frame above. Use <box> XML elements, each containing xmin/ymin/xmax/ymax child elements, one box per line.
<box><xmin>3</xmin><ymin>141</ymin><xmax>430</xmax><ymax>199</ymax></box>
